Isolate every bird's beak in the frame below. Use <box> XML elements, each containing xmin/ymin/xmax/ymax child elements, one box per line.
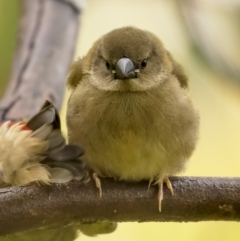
<box><xmin>115</xmin><ymin>58</ymin><xmax>137</xmax><ymax>79</ymax></box>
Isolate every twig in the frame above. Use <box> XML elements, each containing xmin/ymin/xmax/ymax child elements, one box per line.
<box><xmin>0</xmin><ymin>177</ymin><xmax>240</xmax><ymax>236</ymax></box>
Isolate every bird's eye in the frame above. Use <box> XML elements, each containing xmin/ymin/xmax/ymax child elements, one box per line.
<box><xmin>140</xmin><ymin>59</ymin><xmax>147</xmax><ymax>68</ymax></box>
<box><xmin>106</xmin><ymin>61</ymin><xmax>110</xmax><ymax>70</ymax></box>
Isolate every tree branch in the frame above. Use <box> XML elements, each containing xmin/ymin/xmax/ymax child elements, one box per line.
<box><xmin>0</xmin><ymin>0</ymin><xmax>82</xmax><ymax>121</ymax></box>
<box><xmin>0</xmin><ymin>177</ymin><xmax>240</xmax><ymax>236</ymax></box>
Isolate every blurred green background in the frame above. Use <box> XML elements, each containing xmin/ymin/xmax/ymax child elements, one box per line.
<box><xmin>0</xmin><ymin>0</ymin><xmax>19</xmax><ymax>97</ymax></box>
<box><xmin>1</xmin><ymin>0</ymin><xmax>240</xmax><ymax>241</ymax></box>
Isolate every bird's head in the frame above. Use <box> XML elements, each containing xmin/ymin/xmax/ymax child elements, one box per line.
<box><xmin>68</xmin><ymin>27</ymin><xmax>188</xmax><ymax>92</ymax></box>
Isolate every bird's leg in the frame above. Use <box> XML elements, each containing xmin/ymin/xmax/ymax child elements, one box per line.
<box><xmin>92</xmin><ymin>173</ymin><xmax>102</xmax><ymax>198</ymax></box>
<box><xmin>164</xmin><ymin>176</ymin><xmax>174</xmax><ymax>195</ymax></box>
<box><xmin>157</xmin><ymin>176</ymin><xmax>174</xmax><ymax>212</ymax></box>
<box><xmin>148</xmin><ymin>177</ymin><xmax>154</xmax><ymax>190</ymax></box>
<box><xmin>157</xmin><ymin>181</ymin><xmax>163</xmax><ymax>212</ymax></box>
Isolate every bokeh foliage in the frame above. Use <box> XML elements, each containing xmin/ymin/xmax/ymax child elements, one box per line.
<box><xmin>0</xmin><ymin>0</ymin><xmax>20</xmax><ymax>97</ymax></box>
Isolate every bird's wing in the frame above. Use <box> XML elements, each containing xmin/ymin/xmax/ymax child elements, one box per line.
<box><xmin>166</xmin><ymin>51</ymin><xmax>189</xmax><ymax>88</ymax></box>
<box><xmin>67</xmin><ymin>57</ymin><xmax>84</xmax><ymax>89</ymax></box>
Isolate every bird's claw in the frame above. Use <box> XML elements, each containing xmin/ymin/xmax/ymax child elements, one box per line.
<box><xmin>164</xmin><ymin>176</ymin><xmax>174</xmax><ymax>195</ymax></box>
<box><xmin>92</xmin><ymin>173</ymin><xmax>102</xmax><ymax>198</ymax></box>
<box><xmin>157</xmin><ymin>177</ymin><xmax>174</xmax><ymax>212</ymax></box>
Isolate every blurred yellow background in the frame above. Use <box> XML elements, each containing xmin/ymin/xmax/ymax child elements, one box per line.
<box><xmin>1</xmin><ymin>0</ymin><xmax>240</xmax><ymax>240</ymax></box>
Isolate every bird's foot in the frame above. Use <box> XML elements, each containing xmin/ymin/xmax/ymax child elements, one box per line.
<box><xmin>158</xmin><ymin>181</ymin><xmax>163</xmax><ymax>212</ymax></box>
<box><xmin>92</xmin><ymin>173</ymin><xmax>102</xmax><ymax>198</ymax></box>
<box><xmin>148</xmin><ymin>177</ymin><xmax>154</xmax><ymax>190</ymax></box>
<box><xmin>164</xmin><ymin>176</ymin><xmax>174</xmax><ymax>195</ymax></box>
<box><xmin>157</xmin><ymin>177</ymin><xmax>174</xmax><ymax>212</ymax></box>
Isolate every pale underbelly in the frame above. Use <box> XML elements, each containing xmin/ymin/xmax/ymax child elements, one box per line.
<box><xmin>82</xmin><ymin>134</ymin><xmax>178</xmax><ymax>181</ymax></box>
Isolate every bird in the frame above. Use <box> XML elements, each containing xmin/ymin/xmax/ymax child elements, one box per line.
<box><xmin>0</xmin><ymin>100</ymin><xmax>89</xmax><ymax>187</ymax></box>
<box><xmin>66</xmin><ymin>26</ymin><xmax>200</xmax><ymax>211</ymax></box>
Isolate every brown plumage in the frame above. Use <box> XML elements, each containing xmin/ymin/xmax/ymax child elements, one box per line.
<box><xmin>67</xmin><ymin>26</ymin><xmax>199</xmax><ymax>211</ymax></box>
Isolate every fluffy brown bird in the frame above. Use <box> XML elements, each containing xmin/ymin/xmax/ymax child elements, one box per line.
<box><xmin>67</xmin><ymin>26</ymin><xmax>199</xmax><ymax>211</ymax></box>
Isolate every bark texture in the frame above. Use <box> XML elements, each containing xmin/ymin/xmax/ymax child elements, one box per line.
<box><xmin>0</xmin><ymin>177</ymin><xmax>240</xmax><ymax>236</ymax></box>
